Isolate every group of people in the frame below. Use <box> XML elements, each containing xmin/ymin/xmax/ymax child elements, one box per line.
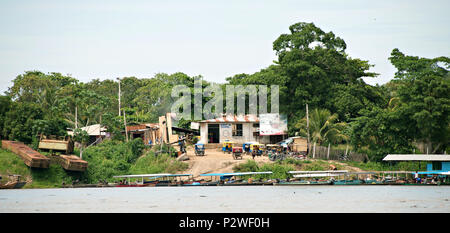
<box><xmin>414</xmin><ymin>171</ymin><xmax>445</xmax><ymax>184</ymax></box>
<box><xmin>119</xmin><ymin>179</ymin><xmax>129</xmax><ymax>185</ymax></box>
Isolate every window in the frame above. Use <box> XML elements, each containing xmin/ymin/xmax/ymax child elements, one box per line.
<box><xmin>233</xmin><ymin>124</ymin><xmax>243</xmax><ymax>136</ymax></box>
<box><xmin>432</xmin><ymin>162</ymin><xmax>442</xmax><ymax>171</ymax></box>
<box><xmin>253</xmin><ymin>123</ymin><xmax>260</xmax><ymax>128</ymax></box>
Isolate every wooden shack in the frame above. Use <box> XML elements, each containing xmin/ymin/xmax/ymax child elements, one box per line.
<box><xmin>291</xmin><ymin>136</ymin><xmax>308</xmax><ymax>154</ymax></box>
<box><xmin>126</xmin><ymin>123</ymin><xmax>160</xmax><ymax>145</ymax></box>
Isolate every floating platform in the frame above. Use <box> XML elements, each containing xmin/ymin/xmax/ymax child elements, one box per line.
<box><xmin>57</xmin><ymin>155</ymin><xmax>88</xmax><ymax>172</ymax></box>
<box><xmin>1</xmin><ymin>140</ymin><xmax>50</xmax><ymax>168</ymax></box>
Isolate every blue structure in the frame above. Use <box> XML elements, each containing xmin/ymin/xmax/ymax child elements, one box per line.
<box><xmin>383</xmin><ymin>154</ymin><xmax>450</xmax><ymax>176</ymax></box>
<box><xmin>426</xmin><ymin>161</ymin><xmax>450</xmax><ymax>174</ymax></box>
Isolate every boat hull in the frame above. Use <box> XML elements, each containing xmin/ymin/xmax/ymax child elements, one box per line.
<box><xmin>276</xmin><ymin>181</ymin><xmax>332</xmax><ymax>185</ymax></box>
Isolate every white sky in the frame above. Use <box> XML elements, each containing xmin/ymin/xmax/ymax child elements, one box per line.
<box><xmin>0</xmin><ymin>0</ymin><xmax>449</xmax><ymax>94</ymax></box>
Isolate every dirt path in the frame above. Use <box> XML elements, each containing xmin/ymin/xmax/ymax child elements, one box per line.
<box><xmin>183</xmin><ymin>147</ymin><xmax>271</xmax><ymax>179</ymax></box>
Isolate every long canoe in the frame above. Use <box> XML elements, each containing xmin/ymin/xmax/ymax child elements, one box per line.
<box><xmin>276</xmin><ymin>180</ymin><xmax>332</xmax><ymax>185</ymax></box>
<box><xmin>333</xmin><ymin>180</ymin><xmax>364</xmax><ymax>185</ymax></box>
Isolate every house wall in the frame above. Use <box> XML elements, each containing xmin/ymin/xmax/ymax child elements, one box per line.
<box><xmin>426</xmin><ymin>161</ymin><xmax>450</xmax><ymax>172</ymax></box>
<box><xmin>200</xmin><ymin>123</ymin><xmax>208</xmax><ymax>144</ymax></box>
<box><xmin>221</xmin><ymin>123</ymin><xmax>255</xmax><ymax>144</ymax></box>
<box><xmin>200</xmin><ymin>122</ymin><xmax>261</xmax><ymax>144</ymax></box>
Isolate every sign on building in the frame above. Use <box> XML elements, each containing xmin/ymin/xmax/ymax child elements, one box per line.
<box><xmin>190</xmin><ymin>122</ymin><xmax>199</xmax><ymax>130</ymax></box>
<box><xmin>259</xmin><ymin>114</ymin><xmax>288</xmax><ymax>135</ymax></box>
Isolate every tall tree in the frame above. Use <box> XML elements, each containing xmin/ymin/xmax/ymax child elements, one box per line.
<box><xmin>296</xmin><ymin>108</ymin><xmax>348</xmax><ymax>145</ymax></box>
<box><xmin>388</xmin><ymin>49</ymin><xmax>450</xmax><ymax>153</ymax></box>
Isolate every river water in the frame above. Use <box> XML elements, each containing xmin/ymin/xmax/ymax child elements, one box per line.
<box><xmin>1</xmin><ymin>186</ymin><xmax>449</xmax><ymax>213</ymax></box>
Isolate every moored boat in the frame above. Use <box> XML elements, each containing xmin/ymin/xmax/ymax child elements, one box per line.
<box><xmin>0</xmin><ymin>175</ymin><xmax>26</xmax><ymax>189</ymax></box>
<box><xmin>113</xmin><ymin>173</ymin><xmax>194</xmax><ymax>187</ymax></box>
<box><xmin>200</xmin><ymin>171</ymin><xmax>273</xmax><ymax>186</ymax></box>
<box><xmin>277</xmin><ymin>180</ymin><xmax>332</xmax><ymax>185</ymax></box>
<box><xmin>333</xmin><ymin>179</ymin><xmax>364</xmax><ymax>185</ymax></box>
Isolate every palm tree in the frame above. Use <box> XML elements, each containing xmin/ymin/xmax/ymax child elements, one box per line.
<box><xmin>296</xmin><ymin>108</ymin><xmax>349</xmax><ymax>145</ymax></box>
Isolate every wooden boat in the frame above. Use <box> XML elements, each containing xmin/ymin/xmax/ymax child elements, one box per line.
<box><xmin>14</xmin><ymin>181</ymin><xmax>27</xmax><ymax>189</ymax></box>
<box><xmin>199</xmin><ymin>181</ymin><xmax>219</xmax><ymax>186</ymax></box>
<box><xmin>276</xmin><ymin>180</ymin><xmax>332</xmax><ymax>185</ymax></box>
<box><xmin>333</xmin><ymin>180</ymin><xmax>364</xmax><ymax>185</ymax></box>
<box><xmin>115</xmin><ymin>183</ymin><xmax>152</xmax><ymax>187</ymax></box>
<box><xmin>362</xmin><ymin>180</ymin><xmax>384</xmax><ymax>185</ymax></box>
<box><xmin>0</xmin><ymin>175</ymin><xmax>26</xmax><ymax>189</ymax></box>
<box><xmin>0</xmin><ymin>181</ymin><xmax>18</xmax><ymax>189</ymax></box>
<box><xmin>182</xmin><ymin>181</ymin><xmax>202</xmax><ymax>186</ymax></box>
<box><xmin>113</xmin><ymin>173</ymin><xmax>194</xmax><ymax>187</ymax></box>
<box><xmin>200</xmin><ymin>171</ymin><xmax>273</xmax><ymax>186</ymax></box>
<box><xmin>285</xmin><ymin>170</ymin><xmax>346</xmax><ymax>185</ymax></box>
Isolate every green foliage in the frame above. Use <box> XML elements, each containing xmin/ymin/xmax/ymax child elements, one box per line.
<box><xmin>350</xmin><ymin>106</ymin><xmax>415</xmax><ymax>161</ymax></box>
<box><xmin>28</xmin><ymin>164</ymin><xmax>76</xmax><ymax>188</ymax></box>
<box><xmin>351</xmin><ymin>49</ymin><xmax>449</xmax><ymax>160</ymax></box>
<box><xmin>102</xmin><ymin>112</ymin><xmax>125</xmax><ymax>141</ymax></box>
<box><xmin>130</xmin><ymin>151</ymin><xmax>188</xmax><ymax>174</ymax></box>
<box><xmin>127</xmin><ymin>138</ymin><xmax>146</xmax><ymax>163</ymax></box>
<box><xmin>2</xmin><ymin>102</ymin><xmax>44</xmax><ymax>144</ymax></box>
<box><xmin>388</xmin><ymin>49</ymin><xmax>449</xmax><ymax>153</ymax></box>
<box><xmin>346</xmin><ymin>161</ymin><xmax>425</xmax><ymax>172</ymax></box>
<box><xmin>32</xmin><ymin>118</ymin><xmax>69</xmax><ymax>138</ymax></box>
<box><xmin>80</xmin><ymin>140</ymin><xmax>136</xmax><ymax>183</ymax></box>
<box><xmin>0</xmin><ymin>148</ymin><xmax>31</xmax><ymax>179</ymax></box>
<box><xmin>232</xmin><ymin>160</ymin><xmax>294</xmax><ymax>179</ymax></box>
<box><xmin>177</xmin><ymin>118</ymin><xmax>192</xmax><ymax>129</ymax></box>
<box><xmin>78</xmin><ymin>139</ymin><xmax>184</xmax><ymax>183</ymax></box>
<box><xmin>0</xmin><ymin>96</ymin><xmax>12</xmax><ymax>140</ymax></box>
<box><xmin>73</xmin><ymin>128</ymin><xmax>90</xmax><ymax>146</ymax></box>
<box><xmin>296</xmin><ymin>108</ymin><xmax>349</xmax><ymax>145</ymax></box>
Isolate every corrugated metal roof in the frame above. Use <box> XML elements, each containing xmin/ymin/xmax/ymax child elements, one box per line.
<box><xmin>383</xmin><ymin>154</ymin><xmax>450</xmax><ymax>161</ymax></box>
<box><xmin>126</xmin><ymin>123</ymin><xmax>159</xmax><ymax>132</ymax></box>
<box><xmin>199</xmin><ymin>114</ymin><xmax>259</xmax><ymax>123</ymax></box>
<box><xmin>67</xmin><ymin>124</ymin><xmax>107</xmax><ymax>136</ymax></box>
<box><xmin>126</xmin><ymin>124</ymin><xmax>148</xmax><ymax>131</ymax></box>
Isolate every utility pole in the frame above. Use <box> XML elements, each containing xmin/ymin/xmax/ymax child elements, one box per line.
<box><xmin>306</xmin><ymin>103</ymin><xmax>310</xmax><ymax>154</ymax></box>
<box><xmin>123</xmin><ymin>109</ymin><xmax>128</xmax><ymax>142</ymax></box>
<box><xmin>117</xmin><ymin>77</ymin><xmax>121</xmax><ymax>117</ymax></box>
<box><xmin>75</xmin><ymin>105</ymin><xmax>78</xmax><ymax>129</ymax></box>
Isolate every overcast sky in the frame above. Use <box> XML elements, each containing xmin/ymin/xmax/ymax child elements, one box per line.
<box><xmin>0</xmin><ymin>0</ymin><xmax>449</xmax><ymax>94</ymax></box>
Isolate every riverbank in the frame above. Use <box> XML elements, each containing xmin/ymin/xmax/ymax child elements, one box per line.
<box><xmin>1</xmin><ymin>141</ymin><xmax>426</xmax><ymax>189</ymax></box>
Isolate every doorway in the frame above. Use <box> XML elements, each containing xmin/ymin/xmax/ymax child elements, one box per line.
<box><xmin>208</xmin><ymin>124</ymin><xmax>220</xmax><ymax>143</ymax></box>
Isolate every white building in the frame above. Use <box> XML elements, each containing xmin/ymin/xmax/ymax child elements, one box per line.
<box><xmin>197</xmin><ymin>114</ymin><xmax>287</xmax><ymax>145</ymax></box>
